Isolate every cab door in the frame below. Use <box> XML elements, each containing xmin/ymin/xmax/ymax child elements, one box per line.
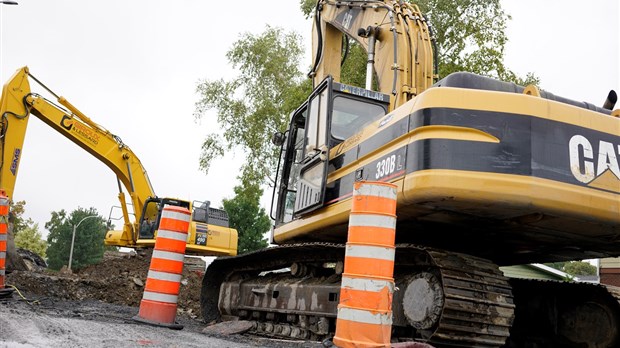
<box><xmin>293</xmin><ymin>80</ymin><xmax>331</xmax><ymax>215</ymax></box>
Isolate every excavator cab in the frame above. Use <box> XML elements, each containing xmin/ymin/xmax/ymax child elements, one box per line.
<box><xmin>271</xmin><ymin>77</ymin><xmax>390</xmax><ymax>227</ymax></box>
<box><xmin>131</xmin><ymin>197</ymin><xmax>237</xmax><ymax>256</ymax></box>
<box><xmin>137</xmin><ymin>197</ymin><xmax>187</xmax><ymax>239</ymax></box>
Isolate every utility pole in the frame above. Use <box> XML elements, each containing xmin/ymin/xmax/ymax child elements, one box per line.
<box><xmin>68</xmin><ymin>215</ymin><xmax>98</xmax><ymax>272</ymax></box>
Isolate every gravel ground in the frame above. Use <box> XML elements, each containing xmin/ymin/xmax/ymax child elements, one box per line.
<box><xmin>1</xmin><ymin>251</ymin><xmax>325</xmax><ymax>348</ymax></box>
<box><xmin>0</xmin><ymin>294</ymin><xmax>249</xmax><ymax>348</ymax></box>
<box><xmin>6</xmin><ymin>250</ymin><xmax>204</xmax><ymax>317</ymax></box>
<box><xmin>0</xmin><ymin>291</ymin><xmax>325</xmax><ymax>348</ymax></box>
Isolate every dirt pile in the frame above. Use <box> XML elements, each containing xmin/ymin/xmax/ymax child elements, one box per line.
<box><xmin>6</xmin><ymin>249</ymin><xmax>206</xmax><ymax>319</ymax></box>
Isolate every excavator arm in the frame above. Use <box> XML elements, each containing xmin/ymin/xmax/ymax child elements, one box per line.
<box><xmin>309</xmin><ymin>0</ymin><xmax>436</xmax><ymax>109</ymax></box>
<box><xmin>0</xmin><ymin>66</ymin><xmax>237</xmax><ymax>256</ymax></box>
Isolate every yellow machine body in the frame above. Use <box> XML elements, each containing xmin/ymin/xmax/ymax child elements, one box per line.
<box><xmin>272</xmin><ymin>78</ymin><xmax>620</xmax><ymax>265</ymax></box>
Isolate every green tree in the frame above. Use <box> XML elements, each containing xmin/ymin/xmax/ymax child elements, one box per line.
<box><xmin>45</xmin><ymin>207</ymin><xmax>107</xmax><ymax>271</ymax></box>
<box><xmin>545</xmin><ymin>261</ymin><xmax>597</xmax><ymax>277</ymax></box>
<box><xmin>563</xmin><ymin>261</ymin><xmax>597</xmax><ymax>276</ymax></box>
<box><xmin>222</xmin><ymin>183</ymin><xmax>271</xmax><ymax>254</ymax></box>
<box><xmin>9</xmin><ymin>200</ymin><xmax>34</xmax><ymax>235</ymax></box>
<box><xmin>14</xmin><ymin>223</ymin><xmax>47</xmax><ymax>258</ymax></box>
<box><xmin>194</xmin><ymin>25</ymin><xmax>311</xmax><ymax>187</ymax></box>
<box><xmin>5</xmin><ymin>200</ymin><xmax>34</xmax><ymax>272</ymax></box>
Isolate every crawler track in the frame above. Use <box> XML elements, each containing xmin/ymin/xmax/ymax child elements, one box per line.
<box><xmin>505</xmin><ymin>278</ymin><xmax>620</xmax><ymax>347</ymax></box>
<box><xmin>201</xmin><ymin>244</ymin><xmax>620</xmax><ymax>347</ymax></box>
<box><xmin>201</xmin><ymin>243</ymin><xmax>515</xmax><ymax>346</ymax></box>
<box><xmin>418</xmin><ymin>250</ymin><xmax>515</xmax><ymax>347</ymax></box>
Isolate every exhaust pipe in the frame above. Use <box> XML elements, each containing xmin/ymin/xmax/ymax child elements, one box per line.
<box><xmin>603</xmin><ymin>90</ymin><xmax>617</xmax><ymax>110</ymax></box>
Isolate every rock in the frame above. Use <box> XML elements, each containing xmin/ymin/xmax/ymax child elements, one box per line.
<box><xmin>16</xmin><ymin>248</ymin><xmax>47</xmax><ymax>269</ymax></box>
<box><xmin>202</xmin><ymin>320</ymin><xmax>254</xmax><ymax>336</ymax></box>
<box><xmin>132</xmin><ymin>277</ymin><xmax>144</xmax><ymax>287</ymax></box>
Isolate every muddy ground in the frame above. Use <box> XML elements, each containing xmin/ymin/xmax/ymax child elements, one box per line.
<box><xmin>7</xmin><ymin>250</ymin><xmax>204</xmax><ymax>319</ymax></box>
<box><xmin>0</xmin><ymin>295</ymin><xmax>254</xmax><ymax>348</ymax></box>
<box><xmin>2</xmin><ymin>250</ymin><xmax>324</xmax><ymax>348</ymax></box>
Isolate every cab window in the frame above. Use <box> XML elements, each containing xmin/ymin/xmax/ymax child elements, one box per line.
<box><xmin>331</xmin><ymin>96</ymin><xmax>386</xmax><ymax>143</ymax></box>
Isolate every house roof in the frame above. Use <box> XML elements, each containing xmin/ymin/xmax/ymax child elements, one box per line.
<box><xmin>500</xmin><ymin>263</ymin><xmax>572</xmax><ymax>281</ymax></box>
<box><xmin>530</xmin><ymin>263</ymin><xmax>573</xmax><ymax>278</ymax></box>
<box><xmin>501</xmin><ymin>263</ymin><xmax>599</xmax><ymax>283</ymax></box>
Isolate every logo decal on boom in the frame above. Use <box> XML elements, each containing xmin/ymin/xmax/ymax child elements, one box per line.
<box><xmin>60</xmin><ymin>114</ymin><xmax>100</xmax><ymax>145</ymax></box>
<box><xmin>60</xmin><ymin>115</ymin><xmax>73</xmax><ymax>131</ymax></box>
<box><xmin>10</xmin><ymin>148</ymin><xmax>21</xmax><ymax>176</ymax></box>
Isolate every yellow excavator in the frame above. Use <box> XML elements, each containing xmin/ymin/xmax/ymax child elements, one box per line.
<box><xmin>0</xmin><ymin>66</ymin><xmax>237</xmax><ymax>257</ymax></box>
<box><xmin>201</xmin><ymin>1</ymin><xmax>620</xmax><ymax>347</ymax></box>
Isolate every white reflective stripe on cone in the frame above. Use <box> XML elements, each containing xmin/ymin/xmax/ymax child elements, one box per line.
<box><xmin>0</xmin><ymin>252</ymin><xmax>5</xmax><ymax>258</ymax></box>
<box><xmin>152</xmin><ymin>250</ymin><xmax>185</xmax><ymax>262</ymax></box>
<box><xmin>147</xmin><ymin>270</ymin><xmax>183</xmax><ymax>283</ymax></box>
<box><xmin>0</xmin><ymin>234</ymin><xmax>6</xmax><ymax>241</ymax></box>
<box><xmin>161</xmin><ymin>210</ymin><xmax>191</xmax><ymax>222</ymax></box>
<box><xmin>0</xmin><ymin>270</ymin><xmax>4</xmax><ymax>276</ymax></box>
<box><xmin>156</xmin><ymin>229</ymin><xmax>188</xmax><ymax>242</ymax></box>
<box><xmin>345</xmin><ymin>244</ymin><xmax>395</xmax><ymax>261</ymax></box>
<box><xmin>341</xmin><ymin>276</ymin><xmax>395</xmax><ymax>292</ymax></box>
<box><xmin>142</xmin><ymin>291</ymin><xmax>178</xmax><ymax>304</ymax></box>
<box><xmin>348</xmin><ymin>214</ymin><xmax>396</xmax><ymax>229</ymax></box>
<box><xmin>337</xmin><ymin>307</ymin><xmax>393</xmax><ymax>325</ymax></box>
<box><xmin>354</xmin><ymin>184</ymin><xmax>397</xmax><ymax>199</ymax></box>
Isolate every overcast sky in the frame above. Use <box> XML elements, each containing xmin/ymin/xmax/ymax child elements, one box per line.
<box><xmin>0</xmin><ymin>1</ymin><xmax>618</xmax><ymax>239</ymax></box>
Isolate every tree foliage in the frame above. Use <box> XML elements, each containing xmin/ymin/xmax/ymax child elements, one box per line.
<box><xmin>563</xmin><ymin>261</ymin><xmax>597</xmax><ymax>276</ymax></box>
<box><xmin>14</xmin><ymin>223</ymin><xmax>47</xmax><ymax>258</ymax></box>
<box><xmin>9</xmin><ymin>200</ymin><xmax>34</xmax><ymax>236</ymax></box>
<box><xmin>414</xmin><ymin>0</ymin><xmax>538</xmax><ymax>85</ymax></box>
<box><xmin>222</xmin><ymin>183</ymin><xmax>271</xmax><ymax>254</ymax></box>
<box><xmin>194</xmin><ymin>26</ymin><xmax>312</xmax><ymax>187</ymax></box>
<box><xmin>45</xmin><ymin>207</ymin><xmax>107</xmax><ymax>271</ymax></box>
<box><xmin>545</xmin><ymin>261</ymin><xmax>597</xmax><ymax>277</ymax></box>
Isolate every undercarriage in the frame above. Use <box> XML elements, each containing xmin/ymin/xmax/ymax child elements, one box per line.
<box><xmin>201</xmin><ymin>243</ymin><xmax>620</xmax><ymax>347</ymax></box>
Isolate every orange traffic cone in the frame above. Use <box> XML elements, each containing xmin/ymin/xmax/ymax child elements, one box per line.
<box><xmin>0</xmin><ymin>190</ymin><xmax>13</xmax><ymax>298</ymax></box>
<box><xmin>333</xmin><ymin>181</ymin><xmax>398</xmax><ymax>348</ymax></box>
<box><xmin>133</xmin><ymin>205</ymin><xmax>191</xmax><ymax>329</ymax></box>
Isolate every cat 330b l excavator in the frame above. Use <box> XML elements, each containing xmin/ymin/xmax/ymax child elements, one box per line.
<box><xmin>0</xmin><ymin>66</ymin><xmax>237</xmax><ymax>257</ymax></box>
<box><xmin>202</xmin><ymin>1</ymin><xmax>620</xmax><ymax>347</ymax></box>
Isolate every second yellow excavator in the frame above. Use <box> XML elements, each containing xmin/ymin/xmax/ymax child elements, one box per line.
<box><xmin>0</xmin><ymin>66</ymin><xmax>237</xmax><ymax>257</ymax></box>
